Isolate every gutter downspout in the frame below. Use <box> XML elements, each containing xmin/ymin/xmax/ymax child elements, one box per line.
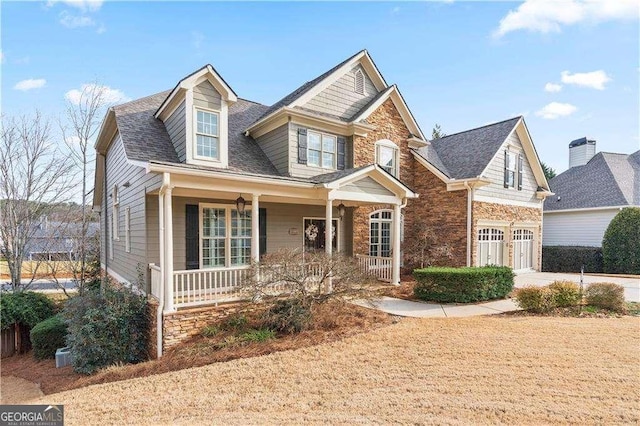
<box><xmin>156</xmin><ymin>172</ymin><xmax>170</xmax><ymax>359</ymax></box>
<box><xmin>463</xmin><ymin>181</ymin><xmax>473</xmax><ymax>267</ymax></box>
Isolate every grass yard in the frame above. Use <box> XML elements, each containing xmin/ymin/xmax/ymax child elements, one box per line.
<box><xmin>0</xmin><ymin>260</ymin><xmax>76</xmax><ymax>279</ymax></box>
<box><xmin>24</xmin><ymin>315</ymin><xmax>639</xmax><ymax>425</ymax></box>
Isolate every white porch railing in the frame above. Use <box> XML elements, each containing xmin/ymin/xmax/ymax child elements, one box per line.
<box><xmin>356</xmin><ymin>254</ymin><xmax>392</xmax><ymax>282</ymax></box>
<box><xmin>149</xmin><ymin>264</ymin><xmax>162</xmax><ymax>298</ymax></box>
<box><xmin>173</xmin><ymin>266</ymin><xmax>251</xmax><ymax>308</ymax></box>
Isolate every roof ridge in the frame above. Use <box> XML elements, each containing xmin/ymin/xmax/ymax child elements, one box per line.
<box><xmin>433</xmin><ymin>116</ymin><xmax>522</xmax><ymax>141</ymax></box>
<box><xmin>237</xmin><ymin>97</ymin><xmax>268</xmax><ymax>107</ymax></box>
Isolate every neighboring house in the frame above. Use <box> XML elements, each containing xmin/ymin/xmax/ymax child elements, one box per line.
<box><xmin>543</xmin><ymin>138</ymin><xmax>640</xmax><ymax>247</ymax></box>
<box><xmin>92</xmin><ymin>50</ymin><xmax>551</xmax><ymax>352</ymax></box>
<box><xmin>25</xmin><ymin>219</ymin><xmax>100</xmax><ymax>261</ymax></box>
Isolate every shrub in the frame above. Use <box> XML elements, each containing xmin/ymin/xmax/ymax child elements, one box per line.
<box><xmin>63</xmin><ymin>285</ymin><xmax>149</xmax><ymax>374</ymax></box>
<box><xmin>412</xmin><ymin>266</ymin><xmax>514</xmax><ymax>303</ymax></box>
<box><xmin>548</xmin><ymin>280</ymin><xmax>582</xmax><ymax>307</ymax></box>
<box><xmin>201</xmin><ymin>325</ymin><xmax>220</xmax><ymax>337</ymax></box>
<box><xmin>584</xmin><ymin>282</ymin><xmax>626</xmax><ymax>313</ymax></box>
<box><xmin>240</xmin><ymin>328</ymin><xmax>276</xmax><ymax>342</ymax></box>
<box><xmin>30</xmin><ymin>315</ymin><xmax>67</xmax><ymax>360</ymax></box>
<box><xmin>602</xmin><ymin>207</ymin><xmax>640</xmax><ymax>274</ymax></box>
<box><xmin>262</xmin><ymin>299</ymin><xmax>311</xmax><ymax>334</ymax></box>
<box><xmin>514</xmin><ymin>286</ymin><xmax>555</xmax><ymax>313</ymax></box>
<box><xmin>221</xmin><ymin>314</ymin><xmax>248</xmax><ymax>332</ymax></box>
<box><xmin>0</xmin><ymin>291</ymin><xmax>57</xmax><ymax>329</ymax></box>
<box><xmin>542</xmin><ymin>246</ymin><xmax>603</xmax><ymax>273</ymax></box>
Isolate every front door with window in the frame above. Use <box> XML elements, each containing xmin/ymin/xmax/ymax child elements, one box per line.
<box><xmin>303</xmin><ymin>218</ymin><xmax>337</xmax><ymax>252</ymax></box>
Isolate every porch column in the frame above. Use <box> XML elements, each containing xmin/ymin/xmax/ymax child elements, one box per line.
<box><xmin>164</xmin><ymin>186</ymin><xmax>174</xmax><ymax>311</ymax></box>
<box><xmin>251</xmin><ymin>194</ymin><xmax>260</xmax><ymax>263</ymax></box>
<box><xmin>392</xmin><ymin>203</ymin><xmax>401</xmax><ymax>285</ymax></box>
<box><xmin>158</xmin><ymin>191</ymin><xmax>165</xmax><ymax>299</ymax></box>
<box><xmin>325</xmin><ymin>199</ymin><xmax>333</xmax><ymax>255</ymax></box>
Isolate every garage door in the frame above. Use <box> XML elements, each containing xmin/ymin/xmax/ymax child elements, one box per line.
<box><xmin>513</xmin><ymin>229</ymin><xmax>534</xmax><ymax>270</ymax></box>
<box><xmin>477</xmin><ymin>228</ymin><xmax>504</xmax><ymax>266</ymax></box>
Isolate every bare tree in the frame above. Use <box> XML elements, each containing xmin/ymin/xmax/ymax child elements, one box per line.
<box><xmin>0</xmin><ymin>112</ymin><xmax>77</xmax><ymax>290</ymax></box>
<box><xmin>403</xmin><ymin>224</ymin><xmax>454</xmax><ymax>270</ymax></box>
<box><xmin>60</xmin><ymin>82</ymin><xmax>109</xmax><ymax>293</ymax></box>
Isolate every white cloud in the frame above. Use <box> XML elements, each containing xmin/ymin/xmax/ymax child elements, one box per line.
<box><xmin>494</xmin><ymin>0</ymin><xmax>639</xmax><ymax>37</ymax></box>
<box><xmin>59</xmin><ymin>11</ymin><xmax>95</xmax><ymax>28</ymax></box>
<box><xmin>47</xmin><ymin>0</ymin><xmax>103</xmax><ymax>12</ymax></box>
<box><xmin>561</xmin><ymin>70</ymin><xmax>611</xmax><ymax>90</ymax></box>
<box><xmin>64</xmin><ymin>83</ymin><xmax>130</xmax><ymax>105</ymax></box>
<box><xmin>14</xmin><ymin>79</ymin><xmax>47</xmax><ymax>91</ymax></box>
<box><xmin>535</xmin><ymin>102</ymin><xmax>578</xmax><ymax>119</ymax></box>
<box><xmin>544</xmin><ymin>82</ymin><xmax>563</xmax><ymax>93</ymax></box>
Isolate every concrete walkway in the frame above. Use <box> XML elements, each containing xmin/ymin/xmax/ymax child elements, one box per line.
<box><xmin>355</xmin><ymin>297</ymin><xmax>520</xmax><ymax>318</ymax></box>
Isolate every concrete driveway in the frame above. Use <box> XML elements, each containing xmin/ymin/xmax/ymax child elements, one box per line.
<box><xmin>515</xmin><ymin>272</ymin><xmax>639</xmax><ymax>302</ymax></box>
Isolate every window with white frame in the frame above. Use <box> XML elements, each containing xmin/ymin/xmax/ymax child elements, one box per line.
<box><xmin>201</xmin><ymin>205</ymin><xmax>252</xmax><ymax>268</ymax></box>
<box><xmin>376</xmin><ymin>140</ymin><xmax>399</xmax><ymax>177</ymax></box>
<box><xmin>354</xmin><ymin>69</ymin><xmax>365</xmax><ymax>95</ymax></box>
<box><xmin>195</xmin><ymin>109</ymin><xmax>220</xmax><ymax>160</ymax></box>
<box><xmin>369</xmin><ymin>210</ymin><xmax>393</xmax><ymax>257</ymax></box>
<box><xmin>307</xmin><ymin>130</ymin><xmax>336</xmax><ymax>169</ymax></box>
<box><xmin>124</xmin><ymin>207</ymin><xmax>131</xmax><ymax>253</ymax></box>
<box><xmin>108</xmin><ymin>213</ymin><xmax>114</xmax><ymax>260</ymax></box>
<box><xmin>112</xmin><ymin>185</ymin><xmax>119</xmax><ymax>241</ymax></box>
<box><xmin>505</xmin><ymin>151</ymin><xmax>517</xmax><ymax>188</ymax></box>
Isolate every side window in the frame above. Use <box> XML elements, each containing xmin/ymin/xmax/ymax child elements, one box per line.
<box><xmin>369</xmin><ymin>210</ymin><xmax>393</xmax><ymax>257</ymax></box>
<box><xmin>112</xmin><ymin>185</ymin><xmax>120</xmax><ymax>241</ymax></box>
<box><xmin>376</xmin><ymin>140</ymin><xmax>399</xmax><ymax>177</ymax></box>
<box><xmin>504</xmin><ymin>151</ymin><xmax>517</xmax><ymax>188</ymax></box>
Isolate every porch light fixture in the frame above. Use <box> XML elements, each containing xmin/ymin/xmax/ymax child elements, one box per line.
<box><xmin>236</xmin><ymin>195</ymin><xmax>246</xmax><ymax>214</ymax></box>
<box><xmin>338</xmin><ymin>203</ymin><xmax>346</xmax><ymax>218</ymax></box>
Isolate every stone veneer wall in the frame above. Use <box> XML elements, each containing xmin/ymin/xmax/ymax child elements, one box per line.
<box><xmin>147</xmin><ymin>298</ymin><xmax>159</xmax><ymax>359</ymax></box>
<box><xmin>162</xmin><ymin>303</ymin><xmax>254</xmax><ymax>350</ymax></box>
<box><xmin>351</xmin><ymin>98</ymin><xmax>415</xmax><ymax>257</ymax></box>
<box><xmin>472</xmin><ymin>201</ymin><xmax>543</xmax><ymax>270</ymax></box>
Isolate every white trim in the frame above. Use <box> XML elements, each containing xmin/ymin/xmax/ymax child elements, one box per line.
<box><xmin>477</xmin><ymin>219</ymin><xmax>511</xmax><ymax>227</ymax></box>
<box><xmin>474</xmin><ymin>194</ymin><xmax>543</xmax><ymax>209</ymax></box>
<box><xmin>412</xmin><ymin>151</ymin><xmax>450</xmax><ymax>183</ymax></box>
<box><xmin>375</xmin><ymin>139</ymin><xmax>399</xmax><ymax>178</ymax></box>
<box><xmin>543</xmin><ymin>205</ymin><xmax>635</xmax><ymax>214</ymax></box>
<box><xmin>124</xmin><ymin>206</ymin><xmax>131</xmax><ymax>253</ymax></box>
<box><xmin>199</xmin><ymin>203</ymin><xmax>253</xmax><ymax>268</ymax></box>
<box><xmin>307</xmin><ymin>129</ymin><xmax>337</xmax><ymax>170</ymax></box>
<box><xmin>192</xmin><ymin>106</ymin><xmax>222</xmax><ymax>161</ymax></box>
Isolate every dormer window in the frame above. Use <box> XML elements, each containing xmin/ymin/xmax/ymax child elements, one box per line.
<box><xmin>195</xmin><ymin>109</ymin><xmax>220</xmax><ymax>160</ymax></box>
<box><xmin>376</xmin><ymin>140</ymin><xmax>399</xmax><ymax>177</ymax></box>
<box><xmin>308</xmin><ymin>130</ymin><xmax>336</xmax><ymax>169</ymax></box>
<box><xmin>354</xmin><ymin>69</ymin><xmax>365</xmax><ymax>95</ymax></box>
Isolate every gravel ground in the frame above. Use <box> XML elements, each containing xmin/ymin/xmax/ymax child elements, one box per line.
<box><xmin>34</xmin><ymin>316</ymin><xmax>639</xmax><ymax>425</ymax></box>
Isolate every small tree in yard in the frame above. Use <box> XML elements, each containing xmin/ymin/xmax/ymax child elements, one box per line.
<box><xmin>241</xmin><ymin>249</ymin><xmax>377</xmax><ymax>333</ymax></box>
<box><xmin>403</xmin><ymin>224</ymin><xmax>454</xmax><ymax>270</ymax></box>
<box><xmin>602</xmin><ymin>207</ymin><xmax>640</xmax><ymax>275</ymax></box>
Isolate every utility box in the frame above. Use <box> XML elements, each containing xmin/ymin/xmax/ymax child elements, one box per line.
<box><xmin>55</xmin><ymin>347</ymin><xmax>73</xmax><ymax>368</ymax></box>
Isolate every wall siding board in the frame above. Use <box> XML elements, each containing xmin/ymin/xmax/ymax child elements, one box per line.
<box><xmin>104</xmin><ymin>134</ymin><xmax>162</xmax><ymax>285</ymax></box>
<box><xmin>543</xmin><ymin>209</ymin><xmax>619</xmax><ymax>247</ymax></box>
<box><xmin>475</xmin><ymin>132</ymin><xmax>539</xmax><ymax>204</ymax></box>
<box><xmin>193</xmin><ymin>80</ymin><xmax>222</xmax><ymax>110</ymax></box>
<box><xmin>303</xmin><ymin>64</ymin><xmax>377</xmax><ymax>119</ymax></box>
<box><xmin>256</xmin><ymin>123</ymin><xmax>289</xmax><ymax>175</ymax></box>
<box><xmin>342</xmin><ymin>177</ymin><xmax>395</xmax><ymax>196</ymax></box>
<box><xmin>165</xmin><ymin>100</ymin><xmax>186</xmax><ymax>162</ymax></box>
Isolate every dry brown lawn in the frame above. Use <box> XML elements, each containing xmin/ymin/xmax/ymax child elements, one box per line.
<box><xmin>0</xmin><ymin>376</ymin><xmax>44</xmax><ymax>404</ymax></box>
<box><xmin>27</xmin><ymin>315</ymin><xmax>639</xmax><ymax>425</ymax></box>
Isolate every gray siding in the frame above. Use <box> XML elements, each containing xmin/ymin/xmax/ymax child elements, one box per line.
<box><xmin>303</xmin><ymin>64</ymin><xmax>377</xmax><ymax>120</ymax></box>
<box><xmin>475</xmin><ymin>132</ymin><xmax>540</xmax><ymax>204</ymax></box>
<box><xmin>288</xmin><ymin>122</ymin><xmax>352</xmax><ymax>178</ymax></box>
<box><xmin>193</xmin><ymin>80</ymin><xmax>222</xmax><ymax>110</ymax></box>
<box><xmin>256</xmin><ymin>123</ymin><xmax>289</xmax><ymax>175</ymax></box>
<box><xmin>103</xmin><ymin>134</ymin><xmax>162</xmax><ymax>285</ymax></box>
<box><xmin>342</xmin><ymin>177</ymin><xmax>394</xmax><ymax>196</ymax></box>
<box><xmin>165</xmin><ymin>100</ymin><xmax>186</xmax><ymax>162</ymax></box>
<box><xmin>543</xmin><ymin>209</ymin><xmax>619</xmax><ymax>247</ymax></box>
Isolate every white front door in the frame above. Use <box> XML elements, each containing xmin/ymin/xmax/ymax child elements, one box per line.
<box><xmin>477</xmin><ymin>228</ymin><xmax>504</xmax><ymax>266</ymax></box>
<box><xmin>513</xmin><ymin>229</ymin><xmax>534</xmax><ymax>270</ymax></box>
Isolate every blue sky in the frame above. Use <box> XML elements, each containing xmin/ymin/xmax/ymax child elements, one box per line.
<box><xmin>2</xmin><ymin>0</ymin><xmax>638</xmax><ymax>174</ymax></box>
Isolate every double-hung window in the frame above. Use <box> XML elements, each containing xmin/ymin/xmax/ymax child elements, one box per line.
<box><xmin>195</xmin><ymin>109</ymin><xmax>220</xmax><ymax>160</ymax></box>
<box><xmin>201</xmin><ymin>205</ymin><xmax>252</xmax><ymax>268</ymax></box>
<box><xmin>376</xmin><ymin>140</ymin><xmax>399</xmax><ymax>177</ymax></box>
<box><xmin>231</xmin><ymin>210</ymin><xmax>252</xmax><ymax>265</ymax></box>
<box><xmin>504</xmin><ymin>151</ymin><xmax>519</xmax><ymax>189</ymax></box>
<box><xmin>308</xmin><ymin>131</ymin><xmax>336</xmax><ymax>169</ymax></box>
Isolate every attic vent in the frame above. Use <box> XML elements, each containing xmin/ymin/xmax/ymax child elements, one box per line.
<box><xmin>354</xmin><ymin>69</ymin><xmax>365</xmax><ymax>95</ymax></box>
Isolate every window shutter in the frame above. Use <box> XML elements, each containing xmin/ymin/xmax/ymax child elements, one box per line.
<box><xmin>185</xmin><ymin>204</ymin><xmax>200</xmax><ymax>270</ymax></box>
<box><xmin>297</xmin><ymin>128</ymin><xmax>307</xmax><ymax>164</ymax></box>
<box><xmin>517</xmin><ymin>154</ymin><xmax>523</xmax><ymax>190</ymax></box>
<box><xmin>503</xmin><ymin>150</ymin><xmax>509</xmax><ymax>188</ymax></box>
<box><xmin>337</xmin><ymin>136</ymin><xmax>346</xmax><ymax>170</ymax></box>
<box><xmin>259</xmin><ymin>208</ymin><xmax>267</xmax><ymax>256</ymax></box>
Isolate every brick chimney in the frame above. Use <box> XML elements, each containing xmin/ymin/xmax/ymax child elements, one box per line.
<box><xmin>569</xmin><ymin>137</ymin><xmax>596</xmax><ymax>168</ymax></box>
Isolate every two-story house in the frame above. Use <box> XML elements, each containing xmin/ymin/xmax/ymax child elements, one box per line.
<box><xmin>93</xmin><ymin>50</ymin><xmax>551</xmax><ymax>353</ymax></box>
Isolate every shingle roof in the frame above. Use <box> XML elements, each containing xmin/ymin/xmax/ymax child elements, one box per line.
<box><xmin>311</xmin><ymin>165</ymin><xmax>370</xmax><ymax>183</ymax></box>
<box><xmin>113</xmin><ymin>92</ymin><xmax>281</xmax><ymax>177</ymax></box>
<box><xmin>414</xmin><ymin>116</ymin><xmax>521</xmax><ymax>179</ymax></box>
<box><xmin>544</xmin><ymin>151</ymin><xmax>640</xmax><ymax>211</ymax></box>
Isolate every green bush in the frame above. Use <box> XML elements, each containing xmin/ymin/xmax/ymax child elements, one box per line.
<box><xmin>585</xmin><ymin>282</ymin><xmax>626</xmax><ymax>313</ymax></box>
<box><xmin>63</xmin><ymin>285</ymin><xmax>149</xmax><ymax>374</ymax></box>
<box><xmin>262</xmin><ymin>299</ymin><xmax>311</xmax><ymax>334</ymax></box>
<box><xmin>548</xmin><ymin>280</ymin><xmax>582</xmax><ymax>307</ymax></box>
<box><xmin>602</xmin><ymin>207</ymin><xmax>640</xmax><ymax>274</ymax></box>
<box><xmin>201</xmin><ymin>325</ymin><xmax>220</xmax><ymax>337</ymax></box>
<box><xmin>240</xmin><ymin>328</ymin><xmax>276</xmax><ymax>342</ymax></box>
<box><xmin>412</xmin><ymin>266</ymin><xmax>514</xmax><ymax>303</ymax></box>
<box><xmin>30</xmin><ymin>315</ymin><xmax>67</xmax><ymax>360</ymax></box>
<box><xmin>221</xmin><ymin>314</ymin><xmax>248</xmax><ymax>332</ymax></box>
<box><xmin>514</xmin><ymin>286</ymin><xmax>555</xmax><ymax>313</ymax></box>
<box><xmin>1</xmin><ymin>291</ymin><xmax>57</xmax><ymax>329</ymax></box>
<box><xmin>542</xmin><ymin>246</ymin><xmax>603</xmax><ymax>273</ymax></box>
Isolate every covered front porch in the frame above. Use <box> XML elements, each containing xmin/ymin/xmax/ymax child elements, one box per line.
<box><xmin>147</xmin><ymin>162</ymin><xmax>416</xmax><ymax>311</ymax></box>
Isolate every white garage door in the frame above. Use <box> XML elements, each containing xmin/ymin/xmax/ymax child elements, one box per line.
<box><xmin>513</xmin><ymin>229</ymin><xmax>534</xmax><ymax>270</ymax></box>
<box><xmin>478</xmin><ymin>228</ymin><xmax>504</xmax><ymax>266</ymax></box>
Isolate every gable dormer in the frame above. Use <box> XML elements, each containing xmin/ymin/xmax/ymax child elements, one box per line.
<box><xmin>155</xmin><ymin>65</ymin><xmax>237</xmax><ymax>168</ymax></box>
